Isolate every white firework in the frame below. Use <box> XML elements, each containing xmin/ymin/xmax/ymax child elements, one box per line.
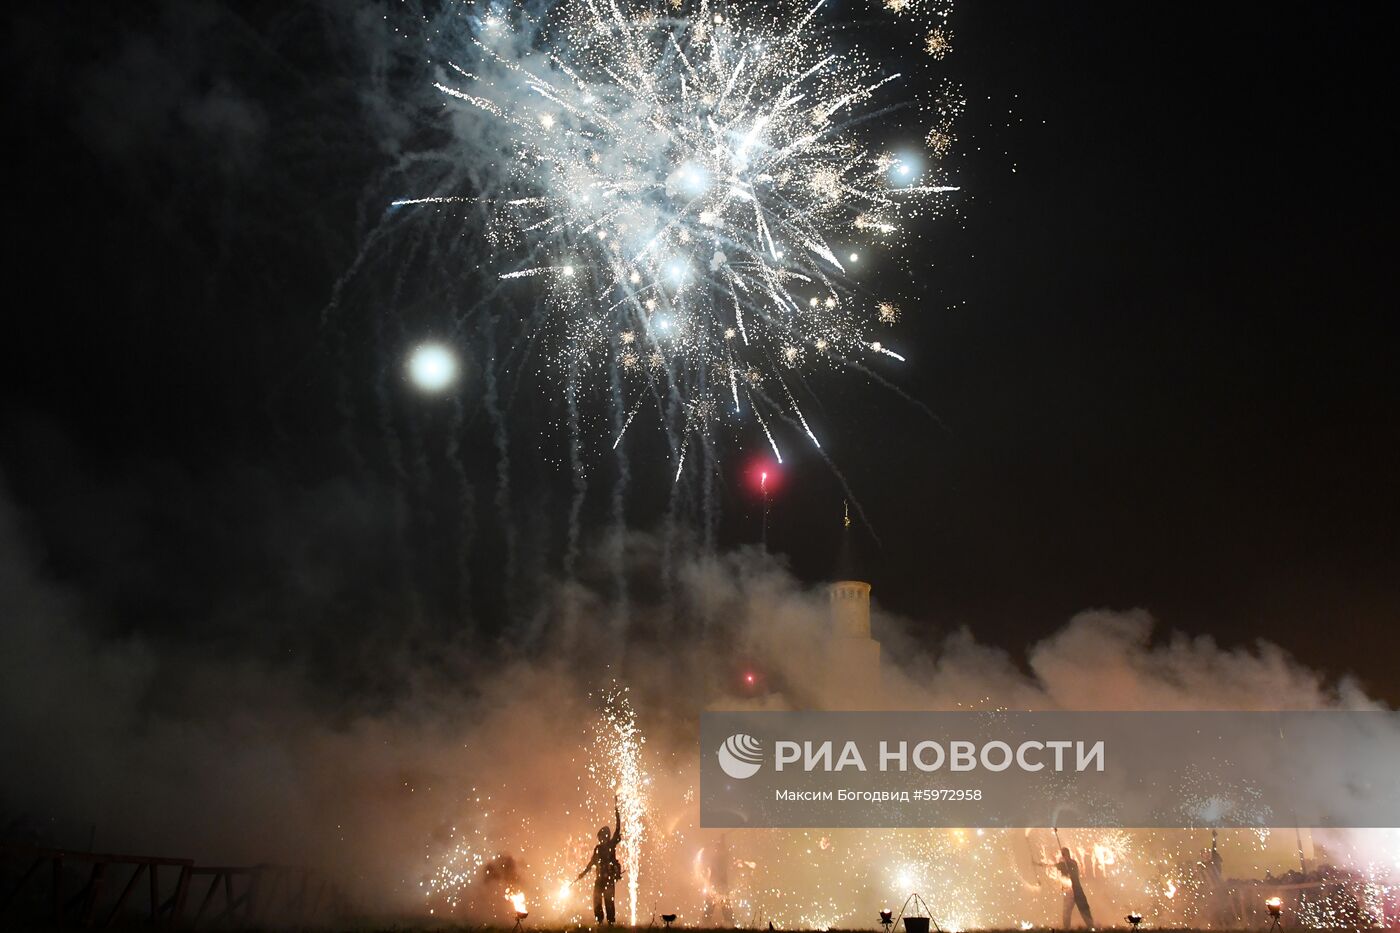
<box><xmin>400</xmin><ymin>0</ymin><xmax>958</xmax><ymax>465</ymax></box>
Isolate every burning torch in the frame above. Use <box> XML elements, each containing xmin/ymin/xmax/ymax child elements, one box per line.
<box><xmin>506</xmin><ymin>889</ymin><xmax>528</xmax><ymax>932</ymax></box>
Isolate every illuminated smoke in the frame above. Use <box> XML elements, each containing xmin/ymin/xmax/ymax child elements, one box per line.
<box><xmin>3</xmin><ymin>479</ymin><xmax>1392</xmax><ymax>929</ymax></box>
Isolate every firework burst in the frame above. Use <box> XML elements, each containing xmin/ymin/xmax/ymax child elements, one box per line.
<box><xmin>924</xmin><ymin>27</ymin><xmax>953</xmax><ymax>59</ymax></box>
<box><xmin>399</xmin><ymin>0</ymin><xmax>959</xmax><ymax>469</ymax></box>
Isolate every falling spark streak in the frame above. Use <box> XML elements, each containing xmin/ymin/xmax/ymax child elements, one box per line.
<box><xmin>402</xmin><ymin>0</ymin><xmax>958</xmax><ymax>463</ymax></box>
<box><xmin>871</xmin><ymin>341</ymin><xmax>907</xmax><ymax>361</ymax></box>
<box><xmin>391</xmin><ymin>196</ymin><xmax>477</xmax><ymax>206</ymax></box>
<box><xmin>612</xmin><ymin>399</ymin><xmax>644</xmax><ymax>449</ymax></box>
<box><xmin>785</xmin><ymin>386</ymin><xmax>822</xmax><ymax>448</ymax></box>
<box><xmin>753</xmin><ymin>404</ymin><xmax>783</xmax><ymax>463</ymax></box>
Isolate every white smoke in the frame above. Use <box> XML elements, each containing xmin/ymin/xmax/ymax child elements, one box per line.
<box><xmin>2</xmin><ymin>482</ymin><xmax>1393</xmax><ymax>928</ymax></box>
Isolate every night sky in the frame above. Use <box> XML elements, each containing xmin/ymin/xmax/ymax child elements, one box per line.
<box><xmin>3</xmin><ymin>2</ymin><xmax>1396</xmax><ymax>700</ymax></box>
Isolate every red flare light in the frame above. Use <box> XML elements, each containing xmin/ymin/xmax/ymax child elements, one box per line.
<box><xmin>745</xmin><ymin>457</ymin><xmax>782</xmax><ymax>496</ymax></box>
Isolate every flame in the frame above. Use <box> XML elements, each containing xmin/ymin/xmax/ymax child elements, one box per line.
<box><xmin>1164</xmin><ymin>879</ymin><xmax>1177</xmax><ymax>899</ymax></box>
<box><xmin>506</xmin><ymin>889</ymin><xmax>527</xmax><ymax>914</ymax></box>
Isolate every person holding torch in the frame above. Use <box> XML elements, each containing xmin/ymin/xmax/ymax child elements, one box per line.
<box><xmin>577</xmin><ymin>797</ymin><xmax>623</xmax><ymax>925</ymax></box>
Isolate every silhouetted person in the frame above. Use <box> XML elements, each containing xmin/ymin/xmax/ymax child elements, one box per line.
<box><xmin>1202</xmin><ymin>832</ymin><xmax>1234</xmax><ymax>927</ymax></box>
<box><xmin>577</xmin><ymin>799</ymin><xmax>623</xmax><ymax>924</ymax></box>
<box><xmin>701</xmin><ymin>833</ymin><xmax>734</xmax><ymax>926</ymax></box>
<box><xmin>1056</xmin><ymin>847</ymin><xmax>1094</xmax><ymax>929</ymax></box>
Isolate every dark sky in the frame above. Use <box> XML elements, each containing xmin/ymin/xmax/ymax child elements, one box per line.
<box><xmin>3</xmin><ymin>2</ymin><xmax>1396</xmax><ymax>699</ymax></box>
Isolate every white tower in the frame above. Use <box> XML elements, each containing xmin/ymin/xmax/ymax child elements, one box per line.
<box><xmin>824</xmin><ymin>507</ymin><xmax>881</xmax><ymax>708</ymax></box>
<box><xmin>830</xmin><ymin>580</ymin><xmax>874</xmax><ymax>639</ymax></box>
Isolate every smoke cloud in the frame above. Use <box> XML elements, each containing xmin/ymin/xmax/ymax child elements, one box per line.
<box><xmin>2</xmin><ymin>474</ymin><xmax>1393</xmax><ymax>928</ymax></box>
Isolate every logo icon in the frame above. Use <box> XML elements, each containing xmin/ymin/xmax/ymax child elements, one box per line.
<box><xmin>716</xmin><ymin>733</ymin><xmax>764</xmax><ymax>779</ymax></box>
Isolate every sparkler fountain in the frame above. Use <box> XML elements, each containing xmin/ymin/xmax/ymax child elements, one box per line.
<box><xmin>590</xmin><ymin>685</ymin><xmax>649</xmax><ymax>925</ymax></box>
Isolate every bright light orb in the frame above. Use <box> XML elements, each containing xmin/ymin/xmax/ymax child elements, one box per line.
<box><xmin>676</xmin><ymin>162</ymin><xmax>709</xmax><ymax>195</ymax></box>
<box><xmin>888</xmin><ymin>153</ymin><xmax>923</xmax><ymax>187</ymax></box>
<box><xmin>408</xmin><ymin>343</ymin><xmax>459</xmax><ymax>392</ymax></box>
